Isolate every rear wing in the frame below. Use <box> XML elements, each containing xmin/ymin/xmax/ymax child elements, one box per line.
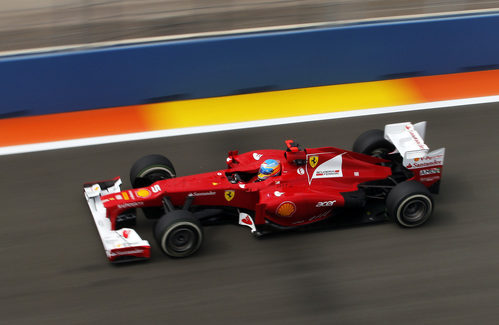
<box><xmin>384</xmin><ymin>122</ymin><xmax>445</xmax><ymax>192</ymax></box>
<box><xmin>384</xmin><ymin>122</ymin><xmax>429</xmax><ymax>162</ymax></box>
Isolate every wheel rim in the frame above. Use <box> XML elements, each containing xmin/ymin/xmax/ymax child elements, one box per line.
<box><xmin>371</xmin><ymin>148</ymin><xmax>389</xmax><ymax>158</ymax></box>
<box><xmin>402</xmin><ymin>199</ymin><xmax>428</xmax><ymax>223</ymax></box>
<box><xmin>168</xmin><ymin>227</ymin><xmax>196</xmax><ymax>253</ymax></box>
<box><xmin>146</xmin><ymin>171</ymin><xmax>168</xmax><ymax>183</ymax></box>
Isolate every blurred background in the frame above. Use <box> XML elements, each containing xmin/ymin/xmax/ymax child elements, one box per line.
<box><xmin>1</xmin><ymin>0</ymin><xmax>498</xmax><ymax>52</ymax></box>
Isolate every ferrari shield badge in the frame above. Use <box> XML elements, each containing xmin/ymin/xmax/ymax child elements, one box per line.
<box><xmin>224</xmin><ymin>190</ymin><xmax>235</xmax><ymax>201</ymax></box>
<box><xmin>309</xmin><ymin>155</ymin><xmax>319</xmax><ymax>168</ymax></box>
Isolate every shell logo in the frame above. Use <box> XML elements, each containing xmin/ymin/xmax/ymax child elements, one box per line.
<box><xmin>135</xmin><ymin>189</ymin><xmax>151</xmax><ymax>198</ymax></box>
<box><xmin>276</xmin><ymin>201</ymin><xmax>296</xmax><ymax>217</ymax></box>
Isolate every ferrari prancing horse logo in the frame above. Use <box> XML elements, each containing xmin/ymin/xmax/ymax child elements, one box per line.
<box><xmin>225</xmin><ymin>190</ymin><xmax>235</xmax><ymax>201</ymax></box>
<box><xmin>309</xmin><ymin>155</ymin><xmax>319</xmax><ymax>168</ymax></box>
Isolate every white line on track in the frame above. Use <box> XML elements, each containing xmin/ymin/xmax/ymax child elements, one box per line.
<box><xmin>1</xmin><ymin>95</ymin><xmax>498</xmax><ymax>156</ymax></box>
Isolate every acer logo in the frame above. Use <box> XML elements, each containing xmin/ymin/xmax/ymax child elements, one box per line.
<box><xmin>316</xmin><ymin>200</ymin><xmax>336</xmax><ymax>208</ymax></box>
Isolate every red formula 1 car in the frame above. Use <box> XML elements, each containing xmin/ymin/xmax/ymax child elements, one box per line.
<box><xmin>84</xmin><ymin>122</ymin><xmax>445</xmax><ymax>262</ymax></box>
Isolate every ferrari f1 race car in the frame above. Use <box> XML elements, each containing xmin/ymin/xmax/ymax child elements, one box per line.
<box><xmin>84</xmin><ymin>121</ymin><xmax>445</xmax><ymax>262</ymax></box>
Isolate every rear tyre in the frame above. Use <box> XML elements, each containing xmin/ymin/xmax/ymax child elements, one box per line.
<box><xmin>386</xmin><ymin>181</ymin><xmax>433</xmax><ymax>227</ymax></box>
<box><xmin>154</xmin><ymin>210</ymin><xmax>203</xmax><ymax>258</ymax></box>
<box><xmin>352</xmin><ymin>129</ymin><xmax>395</xmax><ymax>158</ymax></box>
<box><xmin>130</xmin><ymin>154</ymin><xmax>176</xmax><ymax>188</ymax></box>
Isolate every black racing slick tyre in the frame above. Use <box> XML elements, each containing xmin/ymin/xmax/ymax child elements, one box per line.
<box><xmin>352</xmin><ymin>129</ymin><xmax>395</xmax><ymax>158</ymax></box>
<box><xmin>130</xmin><ymin>154</ymin><xmax>176</xmax><ymax>188</ymax></box>
<box><xmin>386</xmin><ymin>181</ymin><xmax>433</xmax><ymax>228</ymax></box>
<box><xmin>154</xmin><ymin>210</ymin><xmax>203</xmax><ymax>258</ymax></box>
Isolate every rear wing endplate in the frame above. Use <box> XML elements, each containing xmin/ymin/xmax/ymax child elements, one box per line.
<box><xmin>384</xmin><ymin>121</ymin><xmax>445</xmax><ymax>169</ymax></box>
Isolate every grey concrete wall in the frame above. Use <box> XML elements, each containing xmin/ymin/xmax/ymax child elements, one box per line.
<box><xmin>0</xmin><ymin>0</ymin><xmax>498</xmax><ymax>51</ymax></box>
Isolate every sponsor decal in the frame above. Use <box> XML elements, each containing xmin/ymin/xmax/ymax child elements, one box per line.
<box><xmin>151</xmin><ymin>184</ymin><xmax>161</xmax><ymax>193</ymax></box>
<box><xmin>238</xmin><ymin>213</ymin><xmax>256</xmax><ymax>232</ymax></box>
<box><xmin>420</xmin><ymin>168</ymin><xmax>441</xmax><ymax>176</ymax></box>
<box><xmin>217</xmin><ymin>172</ymin><xmax>222</xmax><ymax>176</ymax></box>
<box><xmin>109</xmin><ymin>248</ymin><xmax>145</xmax><ymax>257</ymax></box>
<box><xmin>239</xmin><ymin>183</ymin><xmax>246</xmax><ymax>189</ymax></box>
<box><xmin>225</xmin><ymin>190</ymin><xmax>235</xmax><ymax>201</ymax></box>
<box><xmin>315</xmin><ymin>170</ymin><xmax>341</xmax><ymax>177</ymax></box>
<box><xmin>189</xmin><ymin>191</ymin><xmax>216</xmax><ymax>197</ymax></box>
<box><xmin>122</xmin><ymin>192</ymin><xmax>130</xmax><ymax>200</ymax></box>
<box><xmin>212</xmin><ymin>182</ymin><xmax>219</xmax><ymax>186</ymax></box>
<box><xmin>297</xmin><ymin>167</ymin><xmax>305</xmax><ymax>175</ymax></box>
<box><xmin>276</xmin><ymin>201</ymin><xmax>296</xmax><ymax>217</ymax></box>
<box><xmin>316</xmin><ymin>200</ymin><xmax>336</xmax><ymax>208</ymax></box>
<box><xmin>128</xmin><ymin>191</ymin><xmax>135</xmax><ymax>200</ymax></box>
<box><xmin>241</xmin><ymin>216</ymin><xmax>253</xmax><ymax>225</ymax></box>
<box><xmin>308</xmin><ymin>210</ymin><xmax>331</xmax><ymax>222</ymax></box>
<box><xmin>136</xmin><ymin>189</ymin><xmax>151</xmax><ymax>198</ymax></box>
<box><xmin>354</xmin><ymin>171</ymin><xmax>359</xmax><ymax>177</ymax></box>
<box><xmin>420</xmin><ymin>175</ymin><xmax>441</xmax><ymax>182</ymax></box>
<box><xmin>117</xmin><ymin>202</ymin><xmax>144</xmax><ymax>209</ymax></box>
<box><xmin>92</xmin><ymin>184</ymin><xmax>101</xmax><ymax>192</ymax></box>
<box><xmin>308</xmin><ymin>153</ymin><xmax>344</xmax><ymax>182</ymax></box>
<box><xmin>415</xmin><ymin>154</ymin><xmax>444</xmax><ymax>162</ymax></box>
<box><xmin>115</xmin><ymin>195</ymin><xmax>123</xmax><ymax>200</ymax></box>
<box><xmin>407</xmin><ymin>159</ymin><xmax>443</xmax><ymax>169</ymax></box>
<box><xmin>122</xmin><ymin>229</ymin><xmax>130</xmax><ymax>238</ymax></box>
<box><xmin>274</xmin><ymin>191</ymin><xmax>284</xmax><ymax>197</ymax></box>
<box><xmin>309</xmin><ymin>156</ymin><xmax>319</xmax><ymax>168</ymax></box>
<box><xmin>406</xmin><ymin>149</ymin><xmax>445</xmax><ymax>169</ymax></box>
<box><xmin>253</xmin><ymin>153</ymin><xmax>263</xmax><ymax>160</ymax></box>
<box><xmin>405</xmin><ymin>124</ymin><xmax>427</xmax><ymax>150</ymax></box>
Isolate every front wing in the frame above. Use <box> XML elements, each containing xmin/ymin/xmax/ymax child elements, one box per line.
<box><xmin>83</xmin><ymin>177</ymin><xmax>150</xmax><ymax>262</ymax></box>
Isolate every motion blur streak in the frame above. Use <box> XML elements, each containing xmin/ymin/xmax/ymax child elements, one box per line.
<box><xmin>0</xmin><ymin>103</ymin><xmax>498</xmax><ymax>324</ymax></box>
<box><xmin>0</xmin><ymin>69</ymin><xmax>498</xmax><ymax>151</ymax></box>
<box><xmin>1</xmin><ymin>95</ymin><xmax>499</xmax><ymax>156</ymax></box>
<box><xmin>1</xmin><ymin>0</ymin><xmax>498</xmax><ymax>51</ymax></box>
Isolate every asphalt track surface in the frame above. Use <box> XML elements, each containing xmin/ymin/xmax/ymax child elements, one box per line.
<box><xmin>1</xmin><ymin>103</ymin><xmax>498</xmax><ymax>324</ymax></box>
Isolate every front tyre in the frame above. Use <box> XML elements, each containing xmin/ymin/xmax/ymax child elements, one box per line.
<box><xmin>130</xmin><ymin>154</ymin><xmax>176</xmax><ymax>188</ymax></box>
<box><xmin>154</xmin><ymin>210</ymin><xmax>203</xmax><ymax>258</ymax></box>
<box><xmin>386</xmin><ymin>181</ymin><xmax>433</xmax><ymax>227</ymax></box>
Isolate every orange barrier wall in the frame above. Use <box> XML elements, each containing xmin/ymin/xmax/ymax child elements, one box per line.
<box><xmin>1</xmin><ymin>69</ymin><xmax>498</xmax><ymax>148</ymax></box>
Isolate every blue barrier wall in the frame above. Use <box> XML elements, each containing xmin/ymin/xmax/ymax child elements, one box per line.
<box><xmin>1</xmin><ymin>13</ymin><xmax>499</xmax><ymax>117</ymax></box>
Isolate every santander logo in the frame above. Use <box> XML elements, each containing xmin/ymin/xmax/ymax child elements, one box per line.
<box><xmin>122</xmin><ymin>229</ymin><xmax>130</xmax><ymax>238</ymax></box>
<box><xmin>241</xmin><ymin>216</ymin><xmax>253</xmax><ymax>225</ymax></box>
<box><xmin>253</xmin><ymin>153</ymin><xmax>263</xmax><ymax>160</ymax></box>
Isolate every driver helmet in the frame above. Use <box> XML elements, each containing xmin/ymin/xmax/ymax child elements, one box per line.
<box><xmin>258</xmin><ymin>159</ymin><xmax>281</xmax><ymax>180</ymax></box>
